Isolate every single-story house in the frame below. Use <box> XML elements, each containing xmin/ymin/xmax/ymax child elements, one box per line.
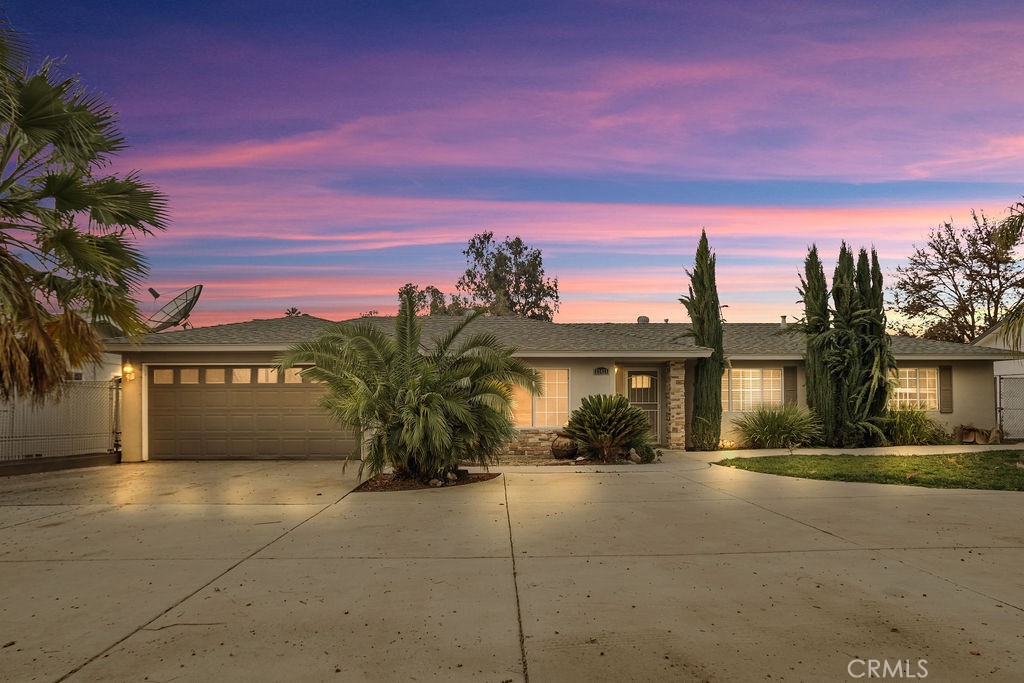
<box><xmin>105</xmin><ymin>314</ymin><xmax>1016</xmax><ymax>461</ymax></box>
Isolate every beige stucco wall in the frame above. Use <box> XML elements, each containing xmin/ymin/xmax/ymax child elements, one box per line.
<box><xmin>525</xmin><ymin>357</ymin><xmax>617</xmax><ymax>412</ymax></box>
<box><xmin>718</xmin><ymin>359</ymin><xmax>997</xmax><ymax>445</ymax></box>
<box><xmin>897</xmin><ymin>360</ymin><xmax>998</xmax><ymax>432</ymax></box>
<box><xmin>117</xmin><ymin>352</ymin><xmax>622</xmax><ymax>461</ymax></box>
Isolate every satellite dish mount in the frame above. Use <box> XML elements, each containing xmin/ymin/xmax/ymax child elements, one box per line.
<box><xmin>146</xmin><ymin>285</ymin><xmax>203</xmax><ymax>332</ymax></box>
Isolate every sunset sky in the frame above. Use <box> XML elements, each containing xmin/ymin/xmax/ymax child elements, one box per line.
<box><xmin>12</xmin><ymin>0</ymin><xmax>1024</xmax><ymax>327</ymax></box>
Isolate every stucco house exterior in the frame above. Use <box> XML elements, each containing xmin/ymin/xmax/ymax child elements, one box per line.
<box><xmin>972</xmin><ymin>323</ymin><xmax>1024</xmax><ymax>438</ymax></box>
<box><xmin>105</xmin><ymin>314</ymin><xmax>1014</xmax><ymax>461</ymax></box>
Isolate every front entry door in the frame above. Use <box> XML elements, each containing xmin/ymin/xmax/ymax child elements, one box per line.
<box><xmin>626</xmin><ymin>370</ymin><xmax>660</xmax><ymax>441</ymax></box>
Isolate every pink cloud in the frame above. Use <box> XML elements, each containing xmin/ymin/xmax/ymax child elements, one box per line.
<box><xmin>114</xmin><ymin>15</ymin><xmax>1024</xmax><ymax>184</ymax></box>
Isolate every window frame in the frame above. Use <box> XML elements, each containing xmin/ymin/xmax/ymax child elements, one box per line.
<box><xmin>889</xmin><ymin>367</ymin><xmax>939</xmax><ymax>411</ymax></box>
<box><xmin>512</xmin><ymin>368</ymin><xmax>570</xmax><ymax>428</ymax></box>
<box><xmin>721</xmin><ymin>367</ymin><xmax>784</xmax><ymax>412</ymax></box>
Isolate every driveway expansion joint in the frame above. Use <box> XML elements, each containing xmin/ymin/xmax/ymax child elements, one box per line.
<box><xmin>503</xmin><ymin>472</ymin><xmax>530</xmax><ymax>683</ymax></box>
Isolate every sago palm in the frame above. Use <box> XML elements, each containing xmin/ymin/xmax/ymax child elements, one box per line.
<box><xmin>563</xmin><ymin>394</ymin><xmax>653</xmax><ymax>463</ymax></box>
<box><xmin>0</xmin><ymin>22</ymin><xmax>167</xmax><ymax>400</ymax></box>
<box><xmin>279</xmin><ymin>289</ymin><xmax>540</xmax><ymax>481</ymax></box>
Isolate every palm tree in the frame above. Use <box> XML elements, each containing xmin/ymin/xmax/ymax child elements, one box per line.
<box><xmin>0</xmin><ymin>22</ymin><xmax>167</xmax><ymax>401</ymax></box>
<box><xmin>279</xmin><ymin>288</ymin><xmax>541</xmax><ymax>481</ymax></box>
<box><xmin>996</xmin><ymin>203</ymin><xmax>1024</xmax><ymax>350</ymax></box>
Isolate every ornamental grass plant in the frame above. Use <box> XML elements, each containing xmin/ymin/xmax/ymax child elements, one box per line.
<box><xmin>732</xmin><ymin>404</ymin><xmax>823</xmax><ymax>450</ymax></box>
<box><xmin>884</xmin><ymin>407</ymin><xmax>953</xmax><ymax>446</ymax></box>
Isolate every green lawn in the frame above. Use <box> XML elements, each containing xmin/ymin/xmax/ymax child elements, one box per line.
<box><xmin>714</xmin><ymin>451</ymin><xmax>1024</xmax><ymax>491</ymax></box>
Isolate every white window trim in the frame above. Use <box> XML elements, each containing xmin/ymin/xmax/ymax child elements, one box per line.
<box><xmin>889</xmin><ymin>367</ymin><xmax>939</xmax><ymax>411</ymax></box>
<box><xmin>722</xmin><ymin>367</ymin><xmax>784</xmax><ymax>412</ymax></box>
<box><xmin>515</xmin><ymin>368</ymin><xmax>570</xmax><ymax>428</ymax></box>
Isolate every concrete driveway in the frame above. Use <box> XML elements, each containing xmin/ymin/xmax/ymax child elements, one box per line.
<box><xmin>1</xmin><ymin>454</ymin><xmax>1021</xmax><ymax>682</ymax></box>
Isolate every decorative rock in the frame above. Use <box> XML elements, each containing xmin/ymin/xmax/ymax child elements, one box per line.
<box><xmin>551</xmin><ymin>435</ymin><xmax>578</xmax><ymax>459</ymax></box>
<box><xmin>429</xmin><ymin>478</ymin><xmax>444</xmax><ymax>488</ymax></box>
<box><xmin>628</xmin><ymin>449</ymin><xmax>642</xmax><ymax>464</ymax></box>
<box><xmin>575</xmin><ymin>456</ymin><xmax>587</xmax><ymax>462</ymax></box>
<box><xmin>445</xmin><ymin>471</ymin><xmax>458</xmax><ymax>482</ymax></box>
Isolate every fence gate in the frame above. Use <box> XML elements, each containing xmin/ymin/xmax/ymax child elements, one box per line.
<box><xmin>997</xmin><ymin>376</ymin><xmax>1024</xmax><ymax>439</ymax></box>
<box><xmin>0</xmin><ymin>380</ymin><xmax>120</xmax><ymax>462</ymax></box>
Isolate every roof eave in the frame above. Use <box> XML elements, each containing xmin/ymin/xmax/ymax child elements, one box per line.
<box><xmin>106</xmin><ymin>343</ymin><xmax>713</xmax><ymax>358</ymax></box>
<box><xmin>106</xmin><ymin>343</ymin><xmax>293</xmax><ymax>353</ymax></box>
<box><xmin>893</xmin><ymin>353</ymin><xmax>1018</xmax><ymax>361</ymax></box>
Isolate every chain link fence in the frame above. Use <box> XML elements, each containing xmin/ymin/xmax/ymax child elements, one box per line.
<box><xmin>997</xmin><ymin>376</ymin><xmax>1024</xmax><ymax>439</ymax></box>
<box><xmin>0</xmin><ymin>381</ymin><xmax>120</xmax><ymax>462</ymax></box>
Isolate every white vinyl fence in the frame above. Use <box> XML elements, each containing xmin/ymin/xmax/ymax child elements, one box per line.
<box><xmin>0</xmin><ymin>381</ymin><xmax>120</xmax><ymax>462</ymax></box>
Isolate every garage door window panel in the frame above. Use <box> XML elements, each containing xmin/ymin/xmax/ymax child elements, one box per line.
<box><xmin>257</xmin><ymin>368</ymin><xmax>278</xmax><ymax>384</ymax></box>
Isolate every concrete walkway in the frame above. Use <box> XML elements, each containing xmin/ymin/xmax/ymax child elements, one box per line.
<box><xmin>1</xmin><ymin>453</ymin><xmax>1022</xmax><ymax>682</ymax></box>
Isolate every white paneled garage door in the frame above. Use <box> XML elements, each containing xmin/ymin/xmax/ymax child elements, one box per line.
<box><xmin>147</xmin><ymin>366</ymin><xmax>356</xmax><ymax>459</ymax></box>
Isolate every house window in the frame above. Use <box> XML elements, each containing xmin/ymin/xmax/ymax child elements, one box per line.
<box><xmin>256</xmin><ymin>368</ymin><xmax>279</xmax><ymax>384</ymax></box>
<box><xmin>721</xmin><ymin>368</ymin><xmax>783</xmax><ymax>412</ymax></box>
<box><xmin>889</xmin><ymin>368</ymin><xmax>938</xmax><ymax>410</ymax></box>
<box><xmin>511</xmin><ymin>368</ymin><xmax>570</xmax><ymax>427</ymax></box>
<box><xmin>152</xmin><ymin>369</ymin><xmax>174</xmax><ymax>385</ymax></box>
<box><xmin>231</xmin><ymin>368</ymin><xmax>252</xmax><ymax>384</ymax></box>
<box><xmin>205</xmin><ymin>368</ymin><xmax>225</xmax><ymax>384</ymax></box>
<box><xmin>179</xmin><ymin>368</ymin><xmax>200</xmax><ymax>384</ymax></box>
<box><xmin>283</xmin><ymin>368</ymin><xmax>303</xmax><ymax>384</ymax></box>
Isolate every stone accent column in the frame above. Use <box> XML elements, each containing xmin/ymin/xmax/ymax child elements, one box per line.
<box><xmin>666</xmin><ymin>361</ymin><xmax>686</xmax><ymax>449</ymax></box>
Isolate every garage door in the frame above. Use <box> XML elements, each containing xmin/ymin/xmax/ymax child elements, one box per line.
<box><xmin>148</xmin><ymin>366</ymin><xmax>356</xmax><ymax>459</ymax></box>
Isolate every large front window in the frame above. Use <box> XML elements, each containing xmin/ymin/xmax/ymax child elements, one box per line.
<box><xmin>721</xmin><ymin>368</ymin><xmax>783</xmax><ymax>412</ymax></box>
<box><xmin>889</xmin><ymin>368</ymin><xmax>938</xmax><ymax>410</ymax></box>
<box><xmin>512</xmin><ymin>368</ymin><xmax>569</xmax><ymax>427</ymax></box>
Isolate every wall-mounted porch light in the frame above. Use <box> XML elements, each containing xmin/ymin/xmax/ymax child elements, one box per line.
<box><xmin>122</xmin><ymin>363</ymin><xmax>136</xmax><ymax>382</ymax></box>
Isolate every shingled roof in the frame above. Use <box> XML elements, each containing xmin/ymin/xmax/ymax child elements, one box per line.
<box><xmin>105</xmin><ymin>315</ymin><xmax>1015</xmax><ymax>360</ymax></box>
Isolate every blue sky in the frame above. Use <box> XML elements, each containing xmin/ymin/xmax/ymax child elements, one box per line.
<box><xmin>10</xmin><ymin>0</ymin><xmax>1024</xmax><ymax>324</ymax></box>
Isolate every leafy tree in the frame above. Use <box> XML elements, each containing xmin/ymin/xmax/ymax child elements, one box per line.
<box><xmin>397</xmin><ymin>282</ymin><xmax>465</xmax><ymax>315</ymax></box>
<box><xmin>802</xmin><ymin>243</ymin><xmax>895</xmax><ymax>448</ymax></box>
<box><xmin>284</xmin><ymin>307</ymin><xmax>303</xmax><ymax>317</ymax></box>
<box><xmin>455</xmin><ymin>232</ymin><xmax>559</xmax><ymax>320</ymax></box>
<box><xmin>279</xmin><ymin>287</ymin><xmax>540</xmax><ymax>481</ymax></box>
<box><xmin>890</xmin><ymin>205</ymin><xmax>1024</xmax><ymax>343</ymax></box>
<box><xmin>0</xmin><ymin>22</ymin><xmax>167</xmax><ymax>401</ymax></box>
<box><xmin>679</xmin><ymin>230</ymin><xmax>724</xmax><ymax>450</ymax></box>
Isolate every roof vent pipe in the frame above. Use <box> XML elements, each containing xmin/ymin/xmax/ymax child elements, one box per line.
<box><xmin>780</xmin><ymin>315</ymin><xmax>787</xmax><ymax>329</ymax></box>
<box><xmin>637</xmin><ymin>315</ymin><xmax>650</xmax><ymax>324</ymax></box>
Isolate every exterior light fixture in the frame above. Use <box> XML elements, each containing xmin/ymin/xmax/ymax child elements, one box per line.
<box><xmin>122</xmin><ymin>363</ymin><xmax>136</xmax><ymax>381</ymax></box>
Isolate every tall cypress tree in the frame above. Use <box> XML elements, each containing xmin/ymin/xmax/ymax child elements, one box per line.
<box><xmin>802</xmin><ymin>243</ymin><xmax>894</xmax><ymax>447</ymax></box>
<box><xmin>798</xmin><ymin>245</ymin><xmax>834</xmax><ymax>441</ymax></box>
<box><xmin>829</xmin><ymin>243</ymin><xmax>860</xmax><ymax>447</ymax></box>
<box><xmin>680</xmin><ymin>230</ymin><xmax>725</xmax><ymax>451</ymax></box>
<box><xmin>857</xmin><ymin>248</ymin><xmax>895</xmax><ymax>435</ymax></box>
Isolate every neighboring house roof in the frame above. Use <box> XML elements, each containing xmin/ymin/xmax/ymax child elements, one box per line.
<box><xmin>105</xmin><ymin>315</ymin><xmax>1016</xmax><ymax>361</ymax></box>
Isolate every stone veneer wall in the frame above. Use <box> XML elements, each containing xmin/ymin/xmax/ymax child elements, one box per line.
<box><xmin>501</xmin><ymin>427</ymin><xmax>561</xmax><ymax>458</ymax></box>
<box><xmin>667</xmin><ymin>360</ymin><xmax>686</xmax><ymax>449</ymax></box>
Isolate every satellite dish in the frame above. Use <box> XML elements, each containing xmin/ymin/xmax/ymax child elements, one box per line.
<box><xmin>146</xmin><ymin>285</ymin><xmax>203</xmax><ymax>332</ymax></box>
